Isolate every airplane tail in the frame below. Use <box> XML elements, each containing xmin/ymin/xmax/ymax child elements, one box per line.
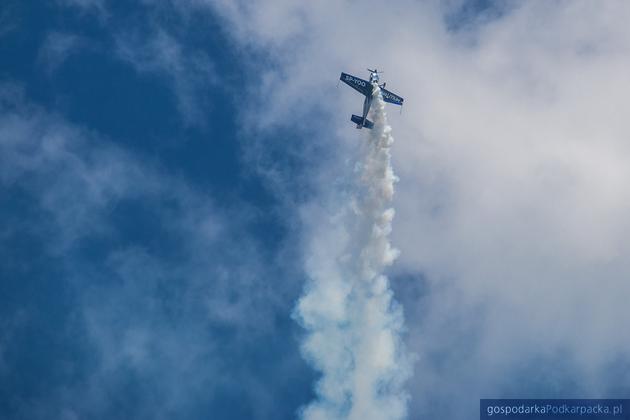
<box><xmin>351</xmin><ymin>114</ymin><xmax>374</xmax><ymax>129</ymax></box>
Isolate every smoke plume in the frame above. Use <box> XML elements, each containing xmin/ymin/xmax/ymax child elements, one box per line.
<box><xmin>295</xmin><ymin>87</ymin><xmax>410</xmax><ymax>420</ymax></box>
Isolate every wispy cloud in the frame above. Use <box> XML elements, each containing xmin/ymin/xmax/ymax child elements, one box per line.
<box><xmin>7</xmin><ymin>1</ymin><xmax>630</xmax><ymax>418</ymax></box>
<box><xmin>0</xmin><ymin>81</ymin><xmax>305</xmax><ymax>418</ymax></box>
<box><xmin>115</xmin><ymin>28</ymin><xmax>216</xmax><ymax>127</ymax></box>
<box><xmin>38</xmin><ymin>31</ymin><xmax>86</xmax><ymax>74</ymax></box>
<box><xmin>57</xmin><ymin>0</ymin><xmax>108</xmax><ymax>18</ymax></box>
<box><xmin>54</xmin><ymin>1</ymin><xmax>217</xmax><ymax>127</ymax></box>
<box><xmin>0</xmin><ymin>3</ymin><xmax>19</xmax><ymax>38</ymax></box>
<box><xmin>195</xmin><ymin>1</ymin><xmax>630</xmax><ymax>417</ymax></box>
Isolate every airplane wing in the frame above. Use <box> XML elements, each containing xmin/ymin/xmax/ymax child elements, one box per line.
<box><xmin>340</xmin><ymin>72</ymin><xmax>372</xmax><ymax>97</ymax></box>
<box><xmin>381</xmin><ymin>88</ymin><xmax>404</xmax><ymax>106</ymax></box>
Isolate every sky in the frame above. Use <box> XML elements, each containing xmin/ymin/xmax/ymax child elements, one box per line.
<box><xmin>2</xmin><ymin>1</ymin><xmax>630</xmax><ymax>419</ymax></box>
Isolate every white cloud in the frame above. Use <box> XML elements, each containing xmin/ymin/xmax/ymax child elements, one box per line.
<box><xmin>11</xmin><ymin>1</ymin><xmax>630</xmax><ymax>416</ymax></box>
<box><xmin>194</xmin><ymin>0</ymin><xmax>630</xmax><ymax>417</ymax></box>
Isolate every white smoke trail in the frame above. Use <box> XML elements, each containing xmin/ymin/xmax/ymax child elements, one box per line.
<box><xmin>295</xmin><ymin>87</ymin><xmax>410</xmax><ymax>420</ymax></box>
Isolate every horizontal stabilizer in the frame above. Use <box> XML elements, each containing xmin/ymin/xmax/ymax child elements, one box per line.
<box><xmin>351</xmin><ymin>114</ymin><xmax>374</xmax><ymax>129</ymax></box>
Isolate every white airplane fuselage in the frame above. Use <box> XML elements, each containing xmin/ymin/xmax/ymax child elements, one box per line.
<box><xmin>355</xmin><ymin>71</ymin><xmax>384</xmax><ymax>128</ymax></box>
<box><xmin>357</xmin><ymin>80</ymin><xmax>379</xmax><ymax>129</ymax></box>
<box><xmin>358</xmin><ymin>89</ymin><xmax>373</xmax><ymax>129</ymax></box>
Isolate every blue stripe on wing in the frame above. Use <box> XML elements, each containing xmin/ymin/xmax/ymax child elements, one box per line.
<box><xmin>381</xmin><ymin>88</ymin><xmax>404</xmax><ymax>105</ymax></box>
<box><xmin>340</xmin><ymin>72</ymin><xmax>372</xmax><ymax>97</ymax></box>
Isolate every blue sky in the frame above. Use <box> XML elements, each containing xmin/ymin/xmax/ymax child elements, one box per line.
<box><xmin>3</xmin><ymin>1</ymin><xmax>630</xmax><ymax>419</ymax></box>
<box><xmin>1</xmin><ymin>2</ymin><xmax>313</xmax><ymax>419</ymax></box>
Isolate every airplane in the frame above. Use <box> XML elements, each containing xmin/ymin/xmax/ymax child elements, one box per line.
<box><xmin>339</xmin><ymin>68</ymin><xmax>403</xmax><ymax>129</ymax></box>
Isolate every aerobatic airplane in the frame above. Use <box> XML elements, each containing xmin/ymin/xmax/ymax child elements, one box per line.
<box><xmin>339</xmin><ymin>68</ymin><xmax>403</xmax><ymax>129</ymax></box>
